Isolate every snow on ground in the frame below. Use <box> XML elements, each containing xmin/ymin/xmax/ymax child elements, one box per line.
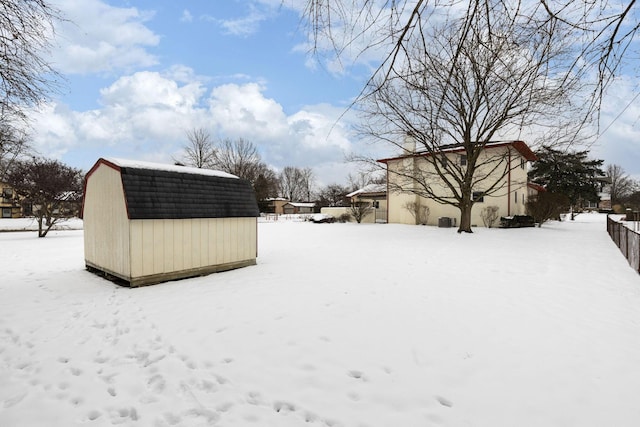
<box><xmin>0</xmin><ymin>218</ymin><xmax>83</xmax><ymax>232</ymax></box>
<box><xmin>1</xmin><ymin>213</ymin><xmax>639</xmax><ymax>427</ymax></box>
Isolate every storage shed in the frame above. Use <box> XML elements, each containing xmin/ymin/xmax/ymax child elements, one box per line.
<box><xmin>81</xmin><ymin>158</ymin><xmax>259</xmax><ymax>287</ymax></box>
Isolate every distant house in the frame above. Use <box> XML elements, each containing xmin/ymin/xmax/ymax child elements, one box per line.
<box><xmin>346</xmin><ymin>183</ymin><xmax>388</xmax><ymax>223</ymax></box>
<box><xmin>595</xmin><ymin>177</ymin><xmax>612</xmax><ymax>211</ymax></box>
<box><xmin>527</xmin><ymin>182</ymin><xmax>546</xmax><ymax>198</ymax></box>
<box><xmin>263</xmin><ymin>197</ymin><xmax>289</xmax><ymax>215</ymax></box>
<box><xmin>282</xmin><ymin>202</ymin><xmax>316</xmax><ymax>215</ymax></box>
<box><xmin>82</xmin><ymin>158</ymin><xmax>259</xmax><ymax>287</ymax></box>
<box><xmin>0</xmin><ymin>182</ymin><xmax>20</xmax><ymax>218</ymax></box>
<box><xmin>378</xmin><ymin>140</ymin><xmax>537</xmax><ymax>227</ymax></box>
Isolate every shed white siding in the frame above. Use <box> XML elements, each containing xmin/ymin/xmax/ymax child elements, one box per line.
<box><xmin>83</xmin><ymin>162</ymin><xmax>131</xmax><ymax>278</ymax></box>
<box><xmin>83</xmin><ymin>159</ymin><xmax>259</xmax><ymax>287</ymax></box>
<box><xmin>128</xmin><ymin>217</ymin><xmax>256</xmax><ymax>281</ymax></box>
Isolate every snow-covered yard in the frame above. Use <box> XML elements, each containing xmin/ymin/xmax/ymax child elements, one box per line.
<box><xmin>1</xmin><ymin>214</ymin><xmax>640</xmax><ymax>427</ymax></box>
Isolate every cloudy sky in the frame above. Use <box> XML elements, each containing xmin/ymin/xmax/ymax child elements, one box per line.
<box><xmin>31</xmin><ymin>0</ymin><xmax>640</xmax><ymax>186</ymax></box>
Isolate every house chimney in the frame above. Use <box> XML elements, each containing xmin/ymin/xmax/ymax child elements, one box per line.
<box><xmin>402</xmin><ymin>132</ymin><xmax>416</xmax><ymax>154</ymax></box>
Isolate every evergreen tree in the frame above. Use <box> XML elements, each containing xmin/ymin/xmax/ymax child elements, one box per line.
<box><xmin>529</xmin><ymin>147</ymin><xmax>605</xmax><ymax>219</ymax></box>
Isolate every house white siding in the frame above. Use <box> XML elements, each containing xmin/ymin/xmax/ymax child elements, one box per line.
<box><xmin>384</xmin><ymin>143</ymin><xmax>534</xmax><ymax>227</ymax></box>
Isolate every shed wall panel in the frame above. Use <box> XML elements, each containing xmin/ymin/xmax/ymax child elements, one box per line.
<box><xmin>199</xmin><ymin>219</ymin><xmax>209</xmax><ymax>267</ymax></box>
<box><xmin>216</xmin><ymin>219</ymin><xmax>224</xmax><ymax>265</ymax></box>
<box><xmin>182</xmin><ymin>220</ymin><xmax>192</xmax><ymax>270</ymax></box>
<box><xmin>163</xmin><ymin>220</ymin><xmax>174</xmax><ymax>273</ymax></box>
<box><xmin>142</xmin><ymin>220</ymin><xmax>155</xmax><ymax>276</ymax></box>
<box><xmin>127</xmin><ymin>217</ymin><xmax>257</xmax><ymax>282</ymax></box>
<box><xmin>83</xmin><ymin>164</ymin><xmax>130</xmax><ymax>277</ymax></box>
<box><xmin>224</xmin><ymin>219</ymin><xmax>232</xmax><ymax>264</ymax></box>
<box><xmin>191</xmin><ymin>219</ymin><xmax>200</xmax><ymax>268</ymax></box>
<box><xmin>129</xmin><ymin>221</ymin><xmax>143</xmax><ymax>277</ymax></box>
<box><xmin>153</xmin><ymin>220</ymin><xmax>164</xmax><ymax>274</ymax></box>
<box><xmin>230</xmin><ymin>218</ymin><xmax>238</xmax><ymax>263</ymax></box>
<box><xmin>207</xmin><ymin>220</ymin><xmax>217</xmax><ymax>266</ymax></box>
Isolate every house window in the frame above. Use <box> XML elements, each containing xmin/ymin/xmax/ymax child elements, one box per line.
<box><xmin>440</xmin><ymin>155</ymin><xmax>448</xmax><ymax>168</ymax></box>
<box><xmin>520</xmin><ymin>158</ymin><xmax>526</xmax><ymax>169</ymax></box>
<box><xmin>2</xmin><ymin>208</ymin><xmax>11</xmax><ymax>218</ymax></box>
<box><xmin>460</xmin><ymin>155</ymin><xmax>467</xmax><ymax>166</ymax></box>
<box><xmin>522</xmin><ymin>194</ymin><xmax>525</xmax><ymax>204</ymax></box>
<box><xmin>472</xmin><ymin>191</ymin><xmax>484</xmax><ymax>202</ymax></box>
<box><xmin>2</xmin><ymin>188</ymin><xmax>12</xmax><ymax>198</ymax></box>
<box><xmin>373</xmin><ymin>201</ymin><xmax>380</xmax><ymax>209</ymax></box>
<box><xmin>514</xmin><ymin>191</ymin><xmax>518</xmax><ymax>204</ymax></box>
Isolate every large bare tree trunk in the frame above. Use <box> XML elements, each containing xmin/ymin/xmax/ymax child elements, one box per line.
<box><xmin>458</xmin><ymin>198</ymin><xmax>473</xmax><ymax>233</ymax></box>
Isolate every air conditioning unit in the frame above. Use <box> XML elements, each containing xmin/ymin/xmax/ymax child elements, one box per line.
<box><xmin>438</xmin><ymin>217</ymin><xmax>452</xmax><ymax>228</ymax></box>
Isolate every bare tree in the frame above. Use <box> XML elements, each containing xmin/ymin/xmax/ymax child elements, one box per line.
<box><xmin>347</xmin><ymin>170</ymin><xmax>385</xmax><ymax>192</ymax></box>
<box><xmin>187</xmin><ymin>136</ymin><xmax>279</xmax><ymax>206</ymax></box>
<box><xmin>6</xmin><ymin>157</ymin><xmax>83</xmax><ymax>237</ymax></box>
<box><xmin>349</xmin><ymin>200</ymin><xmax>371</xmax><ymax>223</ymax></box>
<box><xmin>279</xmin><ymin>166</ymin><xmax>314</xmax><ymax>202</ymax></box>
<box><xmin>176</xmin><ymin>128</ymin><xmax>215</xmax><ymax>168</ymax></box>
<box><xmin>403</xmin><ymin>200</ymin><xmax>429</xmax><ymax>225</ymax></box>
<box><xmin>253</xmin><ymin>165</ymin><xmax>280</xmax><ymax>211</ymax></box>
<box><xmin>212</xmin><ymin>138</ymin><xmax>261</xmax><ymax>178</ymax></box>
<box><xmin>0</xmin><ymin>112</ymin><xmax>31</xmax><ymax>180</ymax></box>
<box><xmin>355</xmin><ymin>6</ymin><xmax>582</xmax><ymax>232</ymax></box>
<box><xmin>606</xmin><ymin>164</ymin><xmax>637</xmax><ymax>205</ymax></box>
<box><xmin>303</xmin><ymin>1</ymin><xmax>639</xmax><ymax>120</ymax></box>
<box><xmin>526</xmin><ymin>192</ymin><xmax>570</xmax><ymax>227</ymax></box>
<box><xmin>316</xmin><ymin>183</ymin><xmax>349</xmax><ymax>207</ymax></box>
<box><xmin>480</xmin><ymin>206</ymin><xmax>500</xmax><ymax>228</ymax></box>
<box><xmin>0</xmin><ymin>0</ymin><xmax>64</xmax><ymax>123</ymax></box>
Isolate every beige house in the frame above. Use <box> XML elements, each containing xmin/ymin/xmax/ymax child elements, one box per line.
<box><xmin>1</xmin><ymin>182</ymin><xmax>21</xmax><ymax>218</ymax></box>
<box><xmin>82</xmin><ymin>158</ymin><xmax>259</xmax><ymax>287</ymax></box>
<box><xmin>378</xmin><ymin>140</ymin><xmax>537</xmax><ymax>227</ymax></box>
<box><xmin>263</xmin><ymin>197</ymin><xmax>289</xmax><ymax>214</ymax></box>
<box><xmin>282</xmin><ymin>202</ymin><xmax>315</xmax><ymax>215</ymax></box>
<box><xmin>319</xmin><ymin>184</ymin><xmax>388</xmax><ymax>223</ymax></box>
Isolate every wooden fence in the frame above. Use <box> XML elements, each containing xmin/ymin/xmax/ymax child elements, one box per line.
<box><xmin>607</xmin><ymin>216</ymin><xmax>640</xmax><ymax>274</ymax></box>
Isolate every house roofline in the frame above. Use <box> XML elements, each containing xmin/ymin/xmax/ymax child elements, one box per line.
<box><xmin>527</xmin><ymin>182</ymin><xmax>547</xmax><ymax>193</ymax></box>
<box><xmin>377</xmin><ymin>140</ymin><xmax>537</xmax><ymax>163</ymax></box>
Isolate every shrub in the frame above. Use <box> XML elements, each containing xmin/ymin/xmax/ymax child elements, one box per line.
<box><xmin>480</xmin><ymin>205</ymin><xmax>500</xmax><ymax>228</ymax></box>
<box><xmin>403</xmin><ymin>201</ymin><xmax>430</xmax><ymax>225</ymax></box>
<box><xmin>337</xmin><ymin>213</ymin><xmax>352</xmax><ymax>223</ymax></box>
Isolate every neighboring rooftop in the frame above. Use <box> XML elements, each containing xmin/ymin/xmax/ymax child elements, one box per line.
<box><xmin>346</xmin><ymin>183</ymin><xmax>387</xmax><ymax>198</ymax></box>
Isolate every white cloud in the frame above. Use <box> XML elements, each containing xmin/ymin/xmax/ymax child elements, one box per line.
<box><xmin>51</xmin><ymin>0</ymin><xmax>160</xmax><ymax>74</ymax></box>
<box><xmin>180</xmin><ymin>9</ymin><xmax>193</xmax><ymax>23</ymax></box>
<box><xmin>99</xmin><ymin>71</ymin><xmax>205</xmax><ymax>111</ymax></box>
<box><xmin>200</xmin><ymin>1</ymin><xmax>282</xmax><ymax>37</ymax></box>
<box><xmin>590</xmin><ymin>77</ymin><xmax>640</xmax><ymax>179</ymax></box>
<box><xmin>218</xmin><ymin>12</ymin><xmax>267</xmax><ymax>37</ymax></box>
<box><xmin>29</xmin><ymin>71</ymin><xmax>357</xmax><ymax>183</ymax></box>
<box><xmin>208</xmin><ymin>83</ymin><xmax>288</xmax><ymax>137</ymax></box>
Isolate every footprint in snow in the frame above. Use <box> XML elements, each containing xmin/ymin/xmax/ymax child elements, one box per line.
<box><xmin>347</xmin><ymin>370</ymin><xmax>367</xmax><ymax>381</ymax></box>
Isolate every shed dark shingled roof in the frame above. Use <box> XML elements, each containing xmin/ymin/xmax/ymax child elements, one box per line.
<box><xmin>119</xmin><ymin>166</ymin><xmax>259</xmax><ymax>219</ymax></box>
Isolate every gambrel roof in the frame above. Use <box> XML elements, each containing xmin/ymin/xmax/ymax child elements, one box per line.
<box><xmin>83</xmin><ymin>158</ymin><xmax>259</xmax><ymax>220</ymax></box>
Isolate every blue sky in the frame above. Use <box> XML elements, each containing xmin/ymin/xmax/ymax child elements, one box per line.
<box><xmin>30</xmin><ymin>0</ymin><xmax>640</xmax><ymax>187</ymax></box>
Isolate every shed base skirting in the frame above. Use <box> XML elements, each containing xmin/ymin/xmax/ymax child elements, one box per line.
<box><xmin>85</xmin><ymin>259</ymin><xmax>257</xmax><ymax>287</ymax></box>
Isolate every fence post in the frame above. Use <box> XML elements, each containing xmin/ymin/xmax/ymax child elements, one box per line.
<box><xmin>626</xmin><ymin>227</ymin><xmax>628</xmax><ymax>257</ymax></box>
